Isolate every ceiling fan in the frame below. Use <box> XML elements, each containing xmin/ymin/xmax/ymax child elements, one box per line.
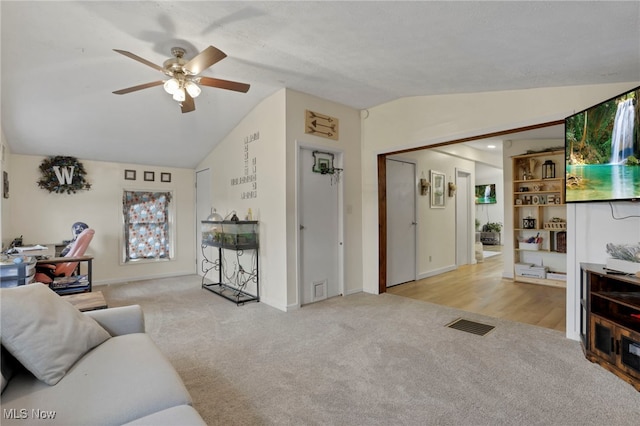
<box><xmin>113</xmin><ymin>45</ymin><xmax>250</xmax><ymax>113</ymax></box>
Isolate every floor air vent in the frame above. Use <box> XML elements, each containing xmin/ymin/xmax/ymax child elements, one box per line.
<box><xmin>446</xmin><ymin>318</ymin><xmax>495</xmax><ymax>336</ymax></box>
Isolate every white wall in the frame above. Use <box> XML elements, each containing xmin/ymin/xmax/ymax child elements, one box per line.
<box><xmin>197</xmin><ymin>88</ymin><xmax>362</xmax><ymax>311</ymax></box>
<box><xmin>197</xmin><ymin>89</ymin><xmax>288</xmax><ymax>310</ymax></box>
<box><xmin>5</xmin><ymin>155</ymin><xmax>196</xmax><ymax>284</ymax></box>
<box><xmin>361</xmin><ymin>81</ymin><xmax>640</xmax><ymax>341</ymax></box>
<box><xmin>567</xmin><ymin>202</ymin><xmax>640</xmax><ymax>339</ymax></box>
<box><xmin>285</xmin><ymin>89</ymin><xmax>362</xmax><ymax>307</ymax></box>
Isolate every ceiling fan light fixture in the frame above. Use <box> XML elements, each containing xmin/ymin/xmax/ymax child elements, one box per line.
<box><xmin>172</xmin><ymin>88</ymin><xmax>186</xmax><ymax>102</ymax></box>
<box><xmin>164</xmin><ymin>78</ymin><xmax>180</xmax><ymax>95</ymax></box>
<box><xmin>185</xmin><ymin>81</ymin><xmax>201</xmax><ymax>98</ymax></box>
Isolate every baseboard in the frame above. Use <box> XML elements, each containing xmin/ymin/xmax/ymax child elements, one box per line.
<box><xmin>417</xmin><ymin>264</ymin><xmax>457</xmax><ymax>280</ymax></box>
<box><xmin>93</xmin><ymin>270</ymin><xmax>198</xmax><ymax>286</ymax></box>
<box><xmin>344</xmin><ymin>288</ymin><xmax>362</xmax><ymax>296</ymax></box>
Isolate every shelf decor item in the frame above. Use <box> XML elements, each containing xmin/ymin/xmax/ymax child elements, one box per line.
<box><xmin>542</xmin><ymin>160</ymin><xmax>556</xmax><ymax>179</ymax></box>
<box><xmin>523</xmin><ymin>217</ymin><xmax>536</xmax><ymax>229</ymax></box>
<box><xmin>544</xmin><ymin>217</ymin><xmax>566</xmax><ymax>230</ymax></box>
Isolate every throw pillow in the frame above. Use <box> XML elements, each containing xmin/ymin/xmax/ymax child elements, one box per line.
<box><xmin>1</xmin><ymin>345</ymin><xmax>19</xmax><ymax>393</ymax></box>
<box><xmin>0</xmin><ymin>283</ymin><xmax>110</xmax><ymax>385</ymax></box>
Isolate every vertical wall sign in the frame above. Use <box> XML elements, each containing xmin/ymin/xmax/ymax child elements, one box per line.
<box><xmin>230</xmin><ymin>131</ymin><xmax>259</xmax><ymax>199</ymax></box>
<box><xmin>305</xmin><ymin>110</ymin><xmax>339</xmax><ymax>141</ymax></box>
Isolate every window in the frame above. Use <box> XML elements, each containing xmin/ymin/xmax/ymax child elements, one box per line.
<box><xmin>122</xmin><ymin>191</ymin><xmax>174</xmax><ymax>263</ymax></box>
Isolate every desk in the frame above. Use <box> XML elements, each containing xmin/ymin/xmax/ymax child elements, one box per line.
<box><xmin>36</xmin><ymin>255</ymin><xmax>93</xmax><ymax>295</ymax></box>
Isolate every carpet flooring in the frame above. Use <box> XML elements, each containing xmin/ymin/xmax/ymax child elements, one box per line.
<box><xmin>97</xmin><ymin>275</ymin><xmax>640</xmax><ymax>425</ymax></box>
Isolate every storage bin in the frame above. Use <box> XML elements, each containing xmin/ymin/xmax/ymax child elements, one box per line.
<box><xmin>515</xmin><ymin>263</ymin><xmax>534</xmax><ymax>274</ymax></box>
<box><xmin>0</xmin><ymin>258</ymin><xmax>36</xmax><ymax>278</ymax></box>
<box><xmin>518</xmin><ymin>242</ymin><xmax>541</xmax><ymax>250</ymax></box>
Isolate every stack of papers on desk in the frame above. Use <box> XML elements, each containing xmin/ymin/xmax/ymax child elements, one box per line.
<box><xmin>15</xmin><ymin>245</ymin><xmax>47</xmax><ymax>252</ymax></box>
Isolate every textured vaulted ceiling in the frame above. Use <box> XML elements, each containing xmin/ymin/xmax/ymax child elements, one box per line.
<box><xmin>2</xmin><ymin>1</ymin><xmax>639</xmax><ymax>168</ymax></box>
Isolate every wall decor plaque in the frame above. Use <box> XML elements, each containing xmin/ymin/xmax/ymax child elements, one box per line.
<box><xmin>305</xmin><ymin>110</ymin><xmax>339</xmax><ymax>141</ymax></box>
<box><xmin>37</xmin><ymin>156</ymin><xmax>91</xmax><ymax>194</ymax></box>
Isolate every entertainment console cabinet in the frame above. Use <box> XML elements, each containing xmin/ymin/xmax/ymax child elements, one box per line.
<box><xmin>580</xmin><ymin>263</ymin><xmax>640</xmax><ymax>391</ymax></box>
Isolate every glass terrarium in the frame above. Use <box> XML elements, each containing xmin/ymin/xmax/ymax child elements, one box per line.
<box><xmin>201</xmin><ymin>220</ymin><xmax>259</xmax><ymax>249</ymax></box>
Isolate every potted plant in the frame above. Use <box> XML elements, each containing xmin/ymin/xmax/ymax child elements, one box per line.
<box><xmin>484</xmin><ymin>221</ymin><xmax>503</xmax><ymax>233</ymax></box>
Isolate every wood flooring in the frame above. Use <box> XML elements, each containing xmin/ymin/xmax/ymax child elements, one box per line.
<box><xmin>387</xmin><ymin>248</ymin><xmax>566</xmax><ymax>332</ymax></box>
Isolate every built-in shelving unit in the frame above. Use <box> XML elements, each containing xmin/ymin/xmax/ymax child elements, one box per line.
<box><xmin>512</xmin><ymin>150</ymin><xmax>567</xmax><ymax>287</ymax></box>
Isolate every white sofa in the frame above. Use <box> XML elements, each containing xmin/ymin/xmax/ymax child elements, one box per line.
<box><xmin>1</xmin><ymin>284</ymin><xmax>205</xmax><ymax>425</ymax></box>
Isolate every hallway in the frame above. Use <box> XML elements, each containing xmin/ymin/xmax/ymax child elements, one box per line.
<box><xmin>387</xmin><ymin>248</ymin><xmax>566</xmax><ymax>332</ymax></box>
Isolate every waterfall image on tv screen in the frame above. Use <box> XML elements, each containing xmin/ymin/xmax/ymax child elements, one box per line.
<box><xmin>475</xmin><ymin>184</ymin><xmax>496</xmax><ymax>204</ymax></box>
<box><xmin>565</xmin><ymin>86</ymin><xmax>640</xmax><ymax>203</ymax></box>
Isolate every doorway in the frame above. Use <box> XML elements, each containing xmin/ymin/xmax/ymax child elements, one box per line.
<box><xmin>377</xmin><ymin>120</ymin><xmax>564</xmax><ymax>293</ymax></box>
<box><xmin>298</xmin><ymin>146</ymin><xmax>344</xmax><ymax>305</ymax></box>
<box><xmin>455</xmin><ymin>168</ymin><xmax>473</xmax><ymax>266</ymax></box>
<box><xmin>385</xmin><ymin>158</ymin><xmax>417</xmax><ymax>287</ymax></box>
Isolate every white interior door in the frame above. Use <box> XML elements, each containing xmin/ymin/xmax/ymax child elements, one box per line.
<box><xmin>196</xmin><ymin>168</ymin><xmax>212</xmax><ymax>277</ymax></box>
<box><xmin>299</xmin><ymin>148</ymin><xmax>341</xmax><ymax>305</ymax></box>
<box><xmin>455</xmin><ymin>169</ymin><xmax>472</xmax><ymax>265</ymax></box>
<box><xmin>386</xmin><ymin>159</ymin><xmax>416</xmax><ymax>287</ymax></box>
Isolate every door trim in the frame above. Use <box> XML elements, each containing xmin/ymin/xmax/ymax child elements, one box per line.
<box><xmin>296</xmin><ymin>141</ymin><xmax>345</xmax><ymax>308</ymax></box>
<box><xmin>195</xmin><ymin>168</ymin><xmax>211</xmax><ymax>277</ymax></box>
<box><xmin>455</xmin><ymin>168</ymin><xmax>473</xmax><ymax>266</ymax></box>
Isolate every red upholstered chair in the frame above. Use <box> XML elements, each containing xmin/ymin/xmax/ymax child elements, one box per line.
<box><xmin>34</xmin><ymin>229</ymin><xmax>94</xmax><ymax>284</ymax></box>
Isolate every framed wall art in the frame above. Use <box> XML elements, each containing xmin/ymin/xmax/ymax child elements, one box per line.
<box><xmin>124</xmin><ymin>170</ymin><xmax>136</xmax><ymax>180</ymax></box>
<box><xmin>430</xmin><ymin>170</ymin><xmax>445</xmax><ymax>208</ymax></box>
<box><xmin>144</xmin><ymin>171</ymin><xmax>155</xmax><ymax>182</ymax></box>
<box><xmin>161</xmin><ymin>172</ymin><xmax>171</xmax><ymax>183</ymax></box>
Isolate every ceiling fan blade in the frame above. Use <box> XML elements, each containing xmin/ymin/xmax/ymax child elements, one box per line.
<box><xmin>113</xmin><ymin>49</ymin><xmax>164</xmax><ymax>72</ymax></box>
<box><xmin>181</xmin><ymin>93</ymin><xmax>196</xmax><ymax>113</ymax></box>
<box><xmin>184</xmin><ymin>46</ymin><xmax>227</xmax><ymax>75</ymax></box>
<box><xmin>113</xmin><ymin>81</ymin><xmax>164</xmax><ymax>95</ymax></box>
<box><xmin>198</xmin><ymin>77</ymin><xmax>250</xmax><ymax>93</ymax></box>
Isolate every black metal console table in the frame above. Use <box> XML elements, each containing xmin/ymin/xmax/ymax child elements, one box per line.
<box><xmin>200</xmin><ymin>220</ymin><xmax>259</xmax><ymax>305</ymax></box>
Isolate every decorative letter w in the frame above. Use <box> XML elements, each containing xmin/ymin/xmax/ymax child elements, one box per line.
<box><xmin>53</xmin><ymin>166</ymin><xmax>75</xmax><ymax>185</ymax></box>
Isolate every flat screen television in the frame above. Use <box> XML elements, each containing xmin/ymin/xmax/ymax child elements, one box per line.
<box><xmin>475</xmin><ymin>184</ymin><xmax>496</xmax><ymax>204</ymax></box>
<box><xmin>565</xmin><ymin>85</ymin><xmax>640</xmax><ymax>203</ymax></box>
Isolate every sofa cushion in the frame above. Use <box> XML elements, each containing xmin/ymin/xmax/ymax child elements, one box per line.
<box><xmin>1</xmin><ymin>345</ymin><xmax>20</xmax><ymax>394</ymax></box>
<box><xmin>0</xmin><ymin>333</ymin><xmax>193</xmax><ymax>426</ymax></box>
<box><xmin>122</xmin><ymin>405</ymin><xmax>206</xmax><ymax>426</ymax></box>
<box><xmin>0</xmin><ymin>283</ymin><xmax>110</xmax><ymax>385</ymax></box>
